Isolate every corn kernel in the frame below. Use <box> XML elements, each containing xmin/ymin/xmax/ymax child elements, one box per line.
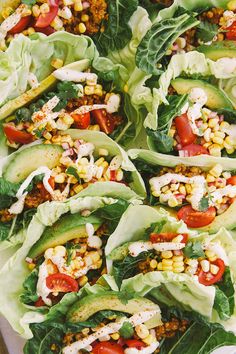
<box><xmin>204</xmin><ymin>128</ymin><xmax>211</xmax><ymax>142</ymax></box>
<box><xmin>58</xmin><ymin>6</ymin><xmax>72</xmax><ymax>19</ymax></box>
<box><xmin>28</xmin><ymin>263</ymin><xmax>36</xmax><ymax>270</ymax></box>
<box><xmin>51</xmin><ymin>58</ymin><xmax>64</xmax><ymax>69</ymax></box>
<box><xmin>173</xmin><ymin>255</ymin><xmax>184</xmax><ymax>262</ymax></box>
<box><xmin>74</xmin><ymin>0</ymin><xmax>83</xmax><ymax>11</ymax></box>
<box><xmin>173</xmin><ymin>261</ymin><xmax>184</xmax><ymax>268</ymax></box>
<box><xmin>81</xmin><ymin>13</ymin><xmax>89</xmax><ymax>22</ymax></box>
<box><xmin>143</xmin><ymin>334</ymin><xmax>155</xmax><ymax>345</ymax></box>
<box><xmin>208</xmin><ymin>256</ymin><xmax>217</xmax><ymax>262</ymax></box>
<box><xmin>161</xmin><ymin>251</ymin><xmax>173</xmax><ymax>259</ymax></box>
<box><xmin>78</xmin><ymin>275</ymin><xmax>88</xmax><ymax>287</ymax></box>
<box><xmin>208</xmin><ymin>144</ymin><xmax>221</xmax><ymax>157</ymax></box>
<box><xmin>173</xmin><ymin>266</ymin><xmax>185</xmax><ymax>273</ymax></box>
<box><xmin>200</xmin><ymin>259</ymin><xmax>210</xmax><ymax>272</ymax></box>
<box><xmin>215</xmin><ymin>131</ymin><xmax>225</xmax><ymax>139</ymax></box>
<box><xmin>51</xmin><ymin>16</ymin><xmax>64</xmax><ymax>30</ymax></box>
<box><xmin>89</xmin><ymin>251</ymin><xmax>100</xmax><ymax>263</ymax></box>
<box><xmin>73</xmin><ymin>184</ymin><xmax>84</xmax><ymax>194</ymax></box>
<box><xmin>179</xmin><ymin>185</ymin><xmax>186</xmax><ymax>195</ymax></box>
<box><xmin>150</xmin><ymin>259</ymin><xmax>158</xmax><ymax>269</ymax></box>
<box><xmin>176</xmin><ymin>36</ymin><xmax>186</xmax><ymax>49</ymax></box>
<box><xmin>135</xmin><ymin>324</ymin><xmax>149</xmax><ymax>339</ymax></box>
<box><xmin>162</xmin><ymin>259</ymin><xmax>173</xmax><ymax>266</ymax></box>
<box><xmin>78</xmin><ymin>22</ymin><xmax>86</xmax><ymax>33</ymax></box>
<box><xmin>209</xmin><ymin>164</ymin><xmax>223</xmax><ymax>178</ymax></box>
<box><xmin>227</xmin><ymin>0</ymin><xmax>236</xmax><ymax>11</ymax></box>
<box><xmin>88</xmin><ymin>124</ymin><xmax>100</xmax><ymax>131</ymax></box>
<box><xmin>168</xmin><ymin>196</ymin><xmax>178</xmax><ymax>208</ymax></box>
<box><xmin>225</xmin><ymin>136</ymin><xmax>234</xmax><ymax>146</ymax></box>
<box><xmin>157</xmin><ymin>262</ymin><xmax>163</xmax><ymax>271</ymax></box>
<box><xmin>32</xmin><ymin>4</ymin><xmax>41</xmax><ymax>17</ymax></box>
<box><xmin>205</xmin><ymin>250</ymin><xmax>216</xmax><ymax>259</ymax></box>
<box><xmin>210</xmin><ymin>264</ymin><xmax>219</xmax><ymax>275</ymax></box>
<box><xmin>27</xmin><ymin>27</ymin><xmax>35</xmax><ymax>35</ymax></box>
<box><xmin>63</xmin><ymin>0</ymin><xmax>74</xmax><ymax>5</ymax></box>
<box><xmin>206</xmin><ymin>174</ymin><xmax>215</xmax><ymax>183</ymax></box>
<box><xmin>94</xmin><ymin>87</ymin><xmax>103</xmax><ymax>96</ymax></box>
<box><xmin>226</xmin><ymin>148</ymin><xmax>235</xmax><ymax>154</ymax></box>
<box><xmin>110</xmin><ymin>333</ymin><xmax>120</xmax><ymax>340</ymax></box>
<box><xmin>95</xmin><ymin>157</ymin><xmax>105</xmax><ymax>166</ymax></box>
<box><xmin>208</xmin><ymin>118</ymin><xmax>219</xmax><ymax>128</ymax></box>
<box><xmin>212</xmin><ymin>136</ymin><xmax>223</xmax><ymax>145</ymax></box>
<box><xmin>40</xmin><ymin>3</ymin><xmax>50</xmax><ymax>13</ymax></box>
<box><xmin>84</xmin><ymin>85</ymin><xmax>95</xmax><ymax>95</ymax></box>
<box><xmin>185</xmin><ymin>184</ymin><xmax>192</xmax><ymax>194</ymax></box>
<box><xmin>116</xmin><ymin>169</ymin><xmax>124</xmax><ymax>182</ymax></box>
<box><xmin>55</xmin><ymin>173</ymin><xmax>66</xmax><ymax>184</ymax></box>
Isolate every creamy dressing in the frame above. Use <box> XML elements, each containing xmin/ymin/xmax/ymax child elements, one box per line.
<box><xmin>86</xmin><ymin>223</ymin><xmax>102</xmax><ymax>249</ymax></box>
<box><xmin>0</xmin><ymin>12</ymin><xmax>21</xmax><ymax>40</ymax></box>
<box><xmin>28</xmin><ymin>73</ymin><xmax>39</xmax><ymax>89</ymax></box>
<box><xmin>53</xmin><ymin>69</ymin><xmax>98</xmax><ymax>85</ymax></box>
<box><xmin>32</xmin><ymin>96</ymin><xmax>61</xmax><ymax>129</ymax></box>
<box><xmin>187</xmin><ymin>88</ymin><xmax>208</xmax><ymax>136</ymax></box>
<box><xmin>8</xmin><ymin>193</ymin><xmax>27</xmax><ymax>215</ymax></box>
<box><xmin>37</xmin><ymin>262</ymin><xmax>52</xmax><ymax>306</ymax></box>
<box><xmin>128</xmin><ymin>241</ymin><xmax>185</xmax><ymax>257</ymax></box>
<box><xmin>202</xmin><ymin>241</ymin><xmax>229</xmax><ymax>265</ymax></box>
<box><xmin>62</xmin><ymin>311</ymin><xmax>159</xmax><ymax>354</ymax></box>
<box><xmin>72</xmin><ymin>94</ymin><xmax>120</xmax><ymax>115</ymax></box>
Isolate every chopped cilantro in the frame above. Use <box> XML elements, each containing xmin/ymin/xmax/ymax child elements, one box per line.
<box><xmin>66</xmin><ymin>167</ymin><xmax>81</xmax><ymax>183</ymax></box>
<box><xmin>65</xmin><ymin>243</ymin><xmax>81</xmax><ymax>266</ymax></box>
<box><xmin>196</xmin><ymin>21</ymin><xmax>218</xmax><ymax>42</ymax></box>
<box><xmin>198</xmin><ymin>196</ymin><xmax>210</xmax><ymax>212</ymax></box>
<box><xmin>119</xmin><ymin>321</ymin><xmax>134</xmax><ymax>339</ymax></box>
<box><xmin>184</xmin><ymin>241</ymin><xmax>205</xmax><ymax>259</ymax></box>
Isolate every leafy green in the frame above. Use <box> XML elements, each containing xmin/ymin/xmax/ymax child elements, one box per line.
<box><xmin>65</xmin><ymin>242</ymin><xmax>81</xmax><ymax>266</ymax></box>
<box><xmin>22</xmin><ymin>0</ymin><xmax>37</xmax><ymax>4</ymax></box>
<box><xmin>198</xmin><ymin>196</ymin><xmax>210</xmax><ymax>212</ymax></box>
<box><xmin>144</xmin><ymin>220</ymin><xmax>166</xmax><ymax>240</ymax></box>
<box><xmin>0</xmin><ymin>223</ymin><xmax>12</xmax><ymax>241</ymax></box>
<box><xmin>66</xmin><ymin>166</ymin><xmax>81</xmax><ymax>183</ymax></box>
<box><xmin>146</xmin><ymin>128</ymin><xmax>174</xmax><ymax>153</ymax></box>
<box><xmin>183</xmin><ymin>241</ymin><xmax>205</xmax><ymax>259</ymax></box>
<box><xmin>93</xmin><ymin>0</ymin><xmax>138</xmax><ymax>56</ymax></box>
<box><xmin>217</xmin><ymin>107</ymin><xmax>236</xmax><ymax>124</ymax></box>
<box><xmin>15</xmin><ymin>108</ymin><xmax>32</xmax><ymax>124</ymax></box>
<box><xmin>136</xmin><ymin>11</ymin><xmax>199</xmax><ymax>74</ymax></box>
<box><xmin>20</xmin><ymin>268</ymin><xmax>39</xmax><ymax>305</ymax></box>
<box><xmin>213</xmin><ymin>287</ymin><xmax>231</xmax><ymax>320</ymax></box>
<box><xmin>119</xmin><ymin>321</ymin><xmax>134</xmax><ymax>338</ymax></box>
<box><xmin>196</xmin><ymin>21</ymin><xmax>218</xmax><ymax>42</ymax></box>
<box><xmin>133</xmin><ymin>158</ymin><xmax>161</xmax><ymax>175</ymax></box>
<box><xmin>96</xmin><ymin>199</ymin><xmax>129</xmax><ymax>232</ymax></box>
<box><xmin>216</xmin><ymin>267</ymin><xmax>235</xmax><ymax>316</ymax></box>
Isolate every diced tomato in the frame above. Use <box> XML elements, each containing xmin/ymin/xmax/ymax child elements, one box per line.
<box><xmin>8</xmin><ymin>15</ymin><xmax>32</xmax><ymax>34</ymax></box>
<box><xmin>198</xmin><ymin>258</ymin><xmax>225</xmax><ymax>286</ymax></box>
<box><xmin>35</xmin><ymin>0</ymin><xmax>59</xmax><ymax>28</ymax></box>
<box><xmin>179</xmin><ymin>144</ymin><xmax>209</xmax><ymax>157</ymax></box>
<box><xmin>226</xmin><ymin>21</ymin><xmax>236</xmax><ymax>40</ymax></box>
<box><xmin>37</xmin><ymin>176</ymin><xmax>55</xmax><ymax>199</ymax></box>
<box><xmin>175</xmin><ymin>113</ymin><xmax>196</xmax><ymax>147</ymax></box>
<box><xmin>177</xmin><ymin>205</ymin><xmax>216</xmax><ymax>228</ymax></box>
<box><xmin>125</xmin><ymin>340</ymin><xmax>145</xmax><ymax>349</ymax></box>
<box><xmin>227</xmin><ymin>176</ymin><xmax>236</xmax><ymax>185</ymax></box>
<box><xmin>150</xmin><ymin>233</ymin><xmax>188</xmax><ymax>244</ymax></box>
<box><xmin>92</xmin><ymin>109</ymin><xmax>115</xmax><ymax>134</ymax></box>
<box><xmin>93</xmin><ymin>342</ymin><xmax>124</xmax><ymax>354</ymax></box>
<box><xmin>71</xmin><ymin>112</ymin><xmax>91</xmax><ymax>129</ymax></box>
<box><xmin>34</xmin><ymin>297</ymin><xmax>46</xmax><ymax>307</ymax></box>
<box><xmin>46</xmin><ymin>273</ymin><xmax>79</xmax><ymax>293</ymax></box>
<box><xmin>110</xmin><ymin>170</ymin><xmax>117</xmax><ymax>181</ymax></box>
<box><xmin>34</xmin><ymin>25</ymin><xmax>55</xmax><ymax>35</ymax></box>
<box><xmin>3</xmin><ymin>124</ymin><xmax>34</xmax><ymax>144</ymax></box>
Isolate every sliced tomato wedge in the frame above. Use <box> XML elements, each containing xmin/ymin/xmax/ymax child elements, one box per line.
<box><xmin>226</xmin><ymin>22</ymin><xmax>236</xmax><ymax>40</ymax></box>
<box><xmin>3</xmin><ymin>124</ymin><xmax>34</xmax><ymax>144</ymax></box>
<box><xmin>227</xmin><ymin>176</ymin><xmax>236</xmax><ymax>185</ymax></box>
<box><xmin>93</xmin><ymin>342</ymin><xmax>124</xmax><ymax>354</ymax></box>
<box><xmin>179</xmin><ymin>144</ymin><xmax>209</xmax><ymax>157</ymax></box>
<box><xmin>175</xmin><ymin>113</ymin><xmax>196</xmax><ymax>147</ymax></box>
<box><xmin>8</xmin><ymin>15</ymin><xmax>32</xmax><ymax>34</ymax></box>
<box><xmin>199</xmin><ymin>258</ymin><xmax>225</xmax><ymax>286</ymax></box>
<box><xmin>46</xmin><ymin>273</ymin><xmax>78</xmax><ymax>293</ymax></box>
<box><xmin>125</xmin><ymin>339</ymin><xmax>145</xmax><ymax>349</ymax></box>
<box><xmin>34</xmin><ymin>25</ymin><xmax>55</xmax><ymax>35</ymax></box>
<box><xmin>110</xmin><ymin>170</ymin><xmax>117</xmax><ymax>181</ymax></box>
<box><xmin>92</xmin><ymin>109</ymin><xmax>115</xmax><ymax>134</ymax></box>
<box><xmin>177</xmin><ymin>205</ymin><xmax>216</xmax><ymax>228</ymax></box>
<box><xmin>34</xmin><ymin>297</ymin><xmax>46</xmax><ymax>307</ymax></box>
<box><xmin>71</xmin><ymin>112</ymin><xmax>91</xmax><ymax>129</ymax></box>
<box><xmin>35</xmin><ymin>0</ymin><xmax>59</xmax><ymax>28</ymax></box>
<box><xmin>150</xmin><ymin>232</ymin><xmax>188</xmax><ymax>244</ymax></box>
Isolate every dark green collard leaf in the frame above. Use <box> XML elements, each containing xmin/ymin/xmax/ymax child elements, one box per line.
<box><xmin>133</xmin><ymin>158</ymin><xmax>161</xmax><ymax>175</ymax></box>
<box><xmin>217</xmin><ymin>267</ymin><xmax>235</xmax><ymax>316</ymax></box>
<box><xmin>94</xmin><ymin>0</ymin><xmax>138</xmax><ymax>56</ymax></box>
<box><xmin>0</xmin><ymin>177</ymin><xmax>20</xmax><ymax>198</ymax></box>
<box><xmin>158</xmin><ymin>94</ymin><xmax>189</xmax><ymax>129</ymax></box>
<box><xmin>196</xmin><ymin>21</ymin><xmax>218</xmax><ymax>42</ymax></box>
<box><xmin>146</xmin><ymin>128</ymin><xmax>174</xmax><ymax>153</ymax></box>
<box><xmin>20</xmin><ymin>268</ymin><xmax>39</xmax><ymax>304</ymax></box>
<box><xmin>0</xmin><ymin>223</ymin><xmax>11</xmax><ymax>241</ymax></box>
<box><xmin>213</xmin><ymin>287</ymin><xmax>231</xmax><ymax>320</ymax></box>
<box><xmin>97</xmin><ymin>199</ymin><xmax>129</xmax><ymax>233</ymax></box>
<box><xmin>136</xmin><ymin>13</ymin><xmax>199</xmax><ymax>74</ymax></box>
<box><xmin>183</xmin><ymin>241</ymin><xmax>205</xmax><ymax>259</ymax></box>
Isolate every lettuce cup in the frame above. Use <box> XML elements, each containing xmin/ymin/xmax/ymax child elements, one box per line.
<box><xmin>0</xmin><ymin>195</ymin><xmax>140</xmax><ymax>337</ymax></box>
<box><xmin>106</xmin><ymin>205</ymin><xmax>236</xmax><ymax>332</ymax></box>
<box><xmin>128</xmin><ymin>149</ymin><xmax>236</xmax><ymax>232</ymax></box>
<box><xmin>0</xmin><ymin>131</ymin><xmax>144</xmax><ymax>251</ymax></box>
<box><xmin>136</xmin><ymin>0</ymin><xmax>236</xmax><ymax>75</ymax></box>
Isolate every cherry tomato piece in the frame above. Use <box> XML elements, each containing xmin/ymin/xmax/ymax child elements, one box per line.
<box><xmin>9</xmin><ymin>15</ymin><xmax>32</xmax><ymax>34</ymax></box>
<box><xmin>150</xmin><ymin>233</ymin><xmax>188</xmax><ymax>244</ymax></box>
<box><xmin>34</xmin><ymin>25</ymin><xmax>55</xmax><ymax>35</ymax></box>
<box><xmin>46</xmin><ymin>273</ymin><xmax>79</xmax><ymax>293</ymax></box>
<box><xmin>93</xmin><ymin>342</ymin><xmax>124</xmax><ymax>354</ymax></box>
<box><xmin>35</xmin><ymin>1</ymin><xmax>59</xmax><ymax>28</ymax></box>
<box><xmin>179</xmin><ymin>144</ymin><xmax>209</xmax><ymax>157</ymax></box>
<box><xmin>227</xmin><ymin>176</ymin><xmax>236</xmax><ymax>186</ymax></box>
<box><xmin>175</xmin><ymin>113</ymin><xmax>196</xmax><ymax>147</ymax></box>
<box><xmin>71</xmin><ymin>112</ymin><xmax>91</xmax><ymax>129</ymax></box>
<box><xmin>92</xmin><ymin>109</ymin><xmax>115</xmax><ymax>134</ymax></box>
<box><xmin>3</xmin><ymin>124</ymin><xmax>34</xmax><ymax>144</ymax></box>
<box><xmin>226</xmin><ymin>22</ymin><xmax>236</xmax><ymax>40</ymax></box>
<box><xmin>177</xmin><ymin>205</ymin><xmax>216</xmax><ymax>228</ymax></box>
<box><xmin>125</xmin><ymin>339</ymin><xmax>145</xmax><ymax>349</ymax></box>
<box><xmin>34</xmin><ymin>297</ymin><xmax>46</xmax><ymax>307</ymax></box>
<box><xmin>198</xmin><ymin>258</ymin><xmax>225</xmax><ymax>286</ymax></box>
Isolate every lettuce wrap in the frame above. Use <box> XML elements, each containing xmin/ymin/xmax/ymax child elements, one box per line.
<box><xmin>106</xmin><ymin>204</ymin><xmax>236</xmax><ymax>332</ymax></box>
<box><xmin>0</xmin><ymin>130</ymin><xmax>145</xmax><ymax>252</ymax></box>
<box><xmin>135</xmin><ymin>0</ymin><xmax>236</xmax><ymax>75</ymax></box>
<box><xmin>0</xmin><ymin>193</ymin><xmax>141</xmax><ymax>338</ymax></box>
<box><xmin>128</xmin><ymin>148</ymin><xmax>236</xmax><ymax>233</ymax></box>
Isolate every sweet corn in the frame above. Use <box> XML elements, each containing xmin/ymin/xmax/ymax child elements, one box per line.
<box><xmin>135</xmin><ymin>324</ymin><xmax>149</xmax><ymax>339</ymax></box>
<box><xmin>208</xmin><ymin>118</ymin><xmax>219</xmax><ymax>128</ymax></box>
<box><xmin>173</xmin><ymin>255</ymin><xmax>184</xmax><ymax>262</ymax></box>
<box><xmin>205</xmin><ymin>250</ymin><xmax>216</xmax><ymax>259</ymax></box>
<box><xmin>173</xmin><ymin>266</ymin><xmax>185</xmax><ymax>273</ymax></box>
<box><xmin>209</xmin><ymin>164</ymin><xmax>223</xmax><ymax>178</ymax></box>
<box><xmin>179</xmin><ymin>185</ymin><xmax>186</xmax><ymax>195</ymax></box>
<box><xmin>206</xmin><ymin>174</ymin><xmax>215</xmax><ymax>183</ymax></box>
<box><xmin>208</xmin><ymin>144</ymin><xmax>221</xmax><ymax>157</ymax></box>
<box><xmin>162</xmin><ymin>259</ymin><xmax>173</xmax><ymax>266</ymax></box>
<box><xmin>168</xmin><ymin>196</ymin><xmax>178</xmax><ymax>207</ymax></box>
<box><xmin>150</xmin><ymin>259</ymin><xmax>158</xmax><ymax>269</ymax></box>
<box><xmin>89</xmin><ymin>251</ymin><xmax>100</xmax><ymax>263</ymax></box>
<box><xmin>215</xmin><ymin>131</ymin><xmax>225</xmax><ymax>139</ymax></box>
<box><xmin>176</xmin><ymin>37</ymin><xmax>186</xmax><ymax>49</ymax></box>
<box><xmin>28</xmin><ymin>27</ymin><xmax>35</xmax><ymax>35</ymax></box>
<box><xmin>28</xmin><ymin>263</ymin><xmax>36</xmax><ymax>270</ymax></box>
<box><xmin>110</xmin><ymin>333</ymin><xmax>120</xmax><ymax>340</ymax></box>
<box><xmin>212</xmin><ymin>136</ymin><xmax>223</xmax><ymax>145</ymax></box>
<box><xmin>84</xmin><ymin>85</ymin><xmax>95</xmax><ymax>95</ymax></box>
<box><xmin>225</xmin><ymin>136</ymin><xmax>234</xmax><ymax>146</ymax></box>
<box><xmin>210</xmin><ymin>264</ymin><xmax>219</xmax><ymax>275</ymax></box>
<box><xmin>157</xmin><ymin>262</ymin><xmax>163</xmax><ymax>271</ymax></box>
<box><xmin>73</xmin><ymin>184</ymin><xmax>84</xmax><ymax>194</ymax></box>
<box><xmin>204</xmin><ymin>128</ymin><xmax>211</xmax><ymax>142</ymax></box>
<box><xmin>78</xmin><ymin>275</ymin><xmax>88</xmax><ymax>287</ymax></box>
<box><xmin>78</xmin><ymin>22</ymin><xmax>86</xmax><ymax>33</ymax></box>
<box><xmin>227</xmin><ymin>0</ymin><xmax>236</xmax><ymax>11</ymax></box>
<box><xmin>162</xmin><ymin>186</ymin><xmax>169</xmax><ymax>193</ymax></box>
<box><xmin>40</xmin><ymin>3</ymin><xmax>50</xmax><ymax>13</ymax></box>
<box><xmin>58</xmin><ymin>6</ymin><xmax>72</xmax><ymax>19</ymax></box>
<box><xmin>99</xmin><ymin>148</ymin><xmax>109</xmax><ymax>156</ymax></box>
<box><xmin>81</xmin><ymin>14</ymin><xmax>89</xmax><ymax>22</ymax></box>
<box><xmin>185</xmin><ymin>184</ymin><xmax>192</xmax><ymax>194</ymax></box>
<box><xmin>55</xmin><ymin>173</ymin><xmax>66</xmax><ymax>183</ymax></box>
<box><xmin>51</xmin><ymin>58</ymin><xmax>64</xmax><ymax>69</ymax></box>
<box><xmin>94</xmin><ymin>87</ymin><xmax>103</xmax><ymax>96</ymax></box>
<box><xmin>88</xmin><ymin>124</ymin><xmax>100</xmax><ymax>131</ymax></box>
<box><xmin>95</xmin><ymin>157</ymin><xmax>105</xmax><ymax>166</ymax></box>
<box><xmin>226</xmin><ymin>148</ymin><xmax>235</xmax><ymax>154</ymax></box>
<box><xmin>173</xmin><ymin>261</ymin><xmax>184</xmax><ymax>268</ymax></box>
<box><xmin>43</xmin><ymin>131</ymin><xmax>52</xmax><ymax>140</ymax></box>
<box><xmin>143</xmin><ymin>334</ymin><xmax>155</xmax><ymax>345</ymax></box>
<box><xmin>161</xmin><ymin>251</ymin><xmax>173</xmax><ymax>259</ymax></box>
<box><xmin>200</xmin><ymin>259</ymin><xmax>210</xmax><ymax>272</ymax></box>
<box><xmin>74</xmin><ymin>0</ymin><xmax>83</xmax><ymax>11</ymax></box>
<box><xmin>32</xmin><ymin>4</ymin><xmax>41</xmax><ymax>17</ymax></box>
<box><xmin>51</xmin><ymin>16</ymin><xmax>64</xmax><ymax>30</ymax></box>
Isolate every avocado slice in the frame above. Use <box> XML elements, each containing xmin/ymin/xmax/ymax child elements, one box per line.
<box><xmin>198</xmin><ymin>41</ymin><xmax>236</xmax><ymax>61</ymax></box>
<box><xmin>108</xmin><ymin>242</ymin><xmax>132</xmax><ymax>261</ymax></box>
<box><xmin>28</xmin><ymin>213</ymin><xmax>102</xmax><ymax>259</ymax></box>
<box><xmin>3</xmin><ymin>144</ymin><xmax>63</xmax><ymax>183</ymax></box>
<box><xmin>171</xmin><ymin>78</ymin><xmax>233</xmax><ymax>110</ymax></box>
<box><xmin>67</xmin><ymin>292</ymin><xmax>162</xmax><ymax>329</ymax></box>
<box><xmin>0</xmin><ymin>74</ymin><xmax>57</xmax><ymax>121</ymax></box>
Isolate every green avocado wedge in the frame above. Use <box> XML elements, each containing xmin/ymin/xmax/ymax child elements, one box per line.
<box><xmin>171</xmin><ymin>78</ymin><xmax>233</xmax><ymax>110</ymax></box>
<box><xmin>3</xmin><ymin>144</ymin><xmax>63</xmax><ymax>183</ymax></box>
<box><xmin>67</xmin><ymin>291</ymin><xmax>162</xmax><ymax>329</ymax></box>
<box><xmin>197</xmin><ymin>41</ymin><xmax>236</xmax><ymax>61</ymax></box>
<box><xmin>0</xmin><ymin>75</ymin><xmax>57</xmax><ymax>121</ymax></box>
<box><xmin>28</xmin><ymin>213</ymin><xmax>102</xmax><ymax>259</ymax></box>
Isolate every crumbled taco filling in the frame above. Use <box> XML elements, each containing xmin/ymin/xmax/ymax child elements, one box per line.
<box><xmin>169</xmin><ymin>88</ymin><xmax>236</xmax><ymax>157</ymax></box>
<box><xmin>0</xmin><ymin>0</ymin><xmax>108</xmax><ymax>50</ymax></box>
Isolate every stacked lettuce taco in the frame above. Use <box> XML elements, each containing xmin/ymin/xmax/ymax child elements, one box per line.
<box><xmin>136</xmin><ymin>0</ymin><xmax>236</xmax><ymax>75</ymax></box>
